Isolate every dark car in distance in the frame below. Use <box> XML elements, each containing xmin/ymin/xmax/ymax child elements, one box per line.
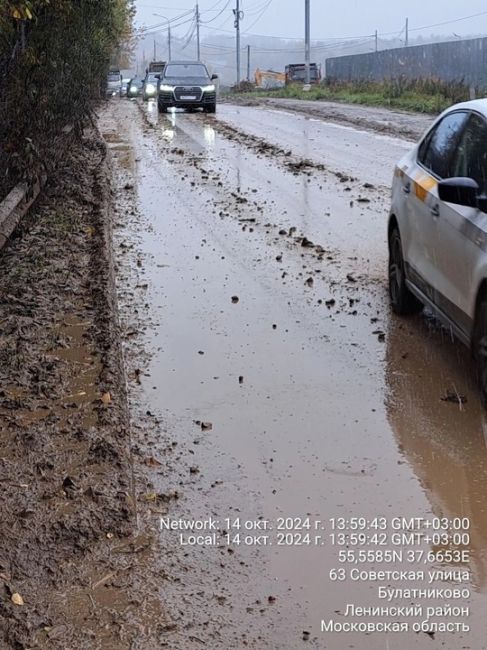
<box><xmin>158</xmin><ymin>61</ymin><xmax>218</xmax><ymax>113</ymax></box>
<box><xmin>127</xmin><ymin>77</ymin><xmax>143</xmax><ymax>98</ymax></box>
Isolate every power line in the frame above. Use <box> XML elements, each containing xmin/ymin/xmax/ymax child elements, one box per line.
<box><xmin>141</xmin><ymin>6</ymin><xmax>487</xmax><ymax>65</ymax></box>
<box><xmin>378</xmin><ymin>10</ymin><xmax>487</xmax><ymax>37</ymax></box>
<box><xmin>242</xmin><ymin>0</ymin><xmax>273</xmax><ymax>33</ymax></box>
<box><xmin>139</xmin><ymin>10</ymin><xmax>196</xmax><ymax>33</ymax></box>
<box><xmin>182</xmin><ymin>21</ymin><xmax>197</xmax><ymax>49</ymax></box>
<box><xmin>201</xmin><ymin>22</ymin><xmax>375</xmax><ymax>41</ymax></box>
<box><xmin>201</xmin><ymin>0</ymin><xmax>231</xmax><ymax>24</ymax></box>
<box><xmin>242</xmin><ymin>0</ymin><xmax>272</xmax><ymax>17</ymax></box>
<box><xmin>205</xmin><ymin>0</ymin><xmax>230</xmax><ymax>12</ymax></box>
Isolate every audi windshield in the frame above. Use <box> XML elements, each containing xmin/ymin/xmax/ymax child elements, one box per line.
<box><xmin>164</xmin><ymin>63</ymin><xmax>209</xmax><ymax>78</ymax></box>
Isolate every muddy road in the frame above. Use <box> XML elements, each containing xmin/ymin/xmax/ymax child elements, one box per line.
<box><xmin>100</xmin><ymin>99</ymin><xmax>487</xmax><ymax>649</ymax></box>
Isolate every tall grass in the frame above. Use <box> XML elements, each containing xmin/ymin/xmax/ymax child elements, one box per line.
<box><xmin>236</xmin><ymin>77</ymin><xmax>475</xmax><ymax>114</ymax></box>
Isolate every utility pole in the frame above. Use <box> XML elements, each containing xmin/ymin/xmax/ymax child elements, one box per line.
<box><xmin>247</xmin><ymin>44</ymin><xmax>251</xmax><ymax>81</ymax></box>
<box><xmin>405</xmin><ymin>17</ymin><xmax>409</xmax><ymax>47</ymax></box>
<box><xmin>234</xmin><ymin>0</ymin><xmax>243</xmax><ymax>85</ymax></box>
<box><xmin>153</xmin><ymin>14</ymin><xmax>171</xmax><ymax>60</ymax></box>
<box><xmin>304</xmin><ymin>0</ymin><xmax>311</xmax><ymax>86</ymax></box>
<box><xmin>375</xmin><ymin>29</ymin><xmax>378</xmax><ymax>52</ymax></box>
<box><xmin>153</xmin><ymin>39</ymin><xmax>156</xmax><ymax>61</ymax></box>
<box><xmin>196</xmin><ymin>3</ymin><xmax>201</xmax><ymax>60</ymax></box>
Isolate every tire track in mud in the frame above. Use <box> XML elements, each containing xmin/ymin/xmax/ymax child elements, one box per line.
<box><xmin>137</xmin><ymin>101</ymin><xmax>387</xmax><ymax>332</ymax></box>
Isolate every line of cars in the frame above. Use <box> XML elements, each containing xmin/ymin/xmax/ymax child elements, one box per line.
<box><xmin>121</xmin><ymin>61</ymin><xmax>218</xmax><ymax>113</ymax></box>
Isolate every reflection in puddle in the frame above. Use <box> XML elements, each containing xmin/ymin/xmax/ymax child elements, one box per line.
<box><xmin>386</xmin><ymin>315</ymin><xmax>487</xmax><ymax>591</ymax></box>
<box><xmin>203</xmin><ymin>124</ymin><xmax>215</xmax><ymax>147</ymax></box>
<box><xmin>161</xmin><ymin>127</ymin><xmax>175</xmax><ymax>142</ymax></box>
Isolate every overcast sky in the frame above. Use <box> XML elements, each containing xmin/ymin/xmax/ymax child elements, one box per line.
<box><xmin>135</xmin><ymin>0</ymin><xmax>487</xmax><ymax>41</ymax></box>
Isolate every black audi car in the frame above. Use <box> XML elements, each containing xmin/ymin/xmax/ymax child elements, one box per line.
<box><xmin>157</xmin><ymin>61</ymin><xmax>218</xmax><ymax>113</ymax></box>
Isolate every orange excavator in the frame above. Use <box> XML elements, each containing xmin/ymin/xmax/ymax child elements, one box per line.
<box><xmin>254</xmin><ymin>69</ymin><xmax>286</xmax><ymax>89</ymax></box>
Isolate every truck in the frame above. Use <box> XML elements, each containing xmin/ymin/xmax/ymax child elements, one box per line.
<box><xmin>105</xmin><ymin>68</ymin><xmax>122</xmax><ymax>97</ymax></box>
<box><xmin>285</xmin><ymin>63</ymin><xmax>321</xmax><ymax>86</ymax></box>
<box><xmin>147</xmin><ymin>60</ymin><xmax>167</xmax><ymax>75</ymax></box>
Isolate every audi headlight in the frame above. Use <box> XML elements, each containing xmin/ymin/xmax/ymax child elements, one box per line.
<box><xmin>159</xmin><ymin>84</ymin><xmax>174</xmax><ymax>92</ymax></box>
<box><xmin>201</xmin><ymin>84</ymin><xmax>215</xmax><ymax>92</ymax></box>
<box><xmin>146</xmin><ymin>83</ymin><xmax>156</xmax><ymax>93</ymax></box>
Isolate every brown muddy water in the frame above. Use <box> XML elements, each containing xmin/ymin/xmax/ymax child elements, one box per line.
<box><xmin>99</xmin><ymin>98</ymin><xmax>487</xmax><ymax>649</ymax></box>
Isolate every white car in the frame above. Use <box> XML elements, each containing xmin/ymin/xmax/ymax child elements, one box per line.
<box><xmin>388</xmin><ymin>99</ymin><xmax>487</xmax><ymax>401</ymax></box>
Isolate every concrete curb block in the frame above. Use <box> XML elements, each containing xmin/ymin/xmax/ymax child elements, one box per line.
<box><xmin>0</xmin><ymin>175</ymin><xmax>46</xmax><ymax>251</ymax></box>
<box><xmin>0</xmin><ymin>124</ymin><xmax>74</xmax><ymax>252</ymax></box>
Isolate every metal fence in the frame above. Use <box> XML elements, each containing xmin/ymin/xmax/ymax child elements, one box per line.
<box><xmin>326</xmin><ymin>37</ymin><xmax>487</xmax><ymax>88</ymax></box>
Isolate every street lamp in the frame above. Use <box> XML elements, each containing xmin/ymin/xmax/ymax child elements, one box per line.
<box><xmin>153</xmin><ymin>13</ymin><xmax>171</xmax><ymax>60</ymax></box>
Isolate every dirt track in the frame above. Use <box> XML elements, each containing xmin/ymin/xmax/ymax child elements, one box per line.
<box><xmin>222</xmin><ymin>94</ymin><xmax>434</xmax><ymax>141</ymax></box>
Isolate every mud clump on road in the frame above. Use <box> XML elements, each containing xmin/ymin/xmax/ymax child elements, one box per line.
<box><xmin>0</xmin><ymin>129</ymin><xmax>152</xmax><ymax>648</ymax></box>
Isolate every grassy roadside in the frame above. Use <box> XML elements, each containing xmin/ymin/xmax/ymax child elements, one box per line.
<box><xmin>230</xmin><ymin>79</ymin><xmax>474</xmax><ymax>114</ymax></box>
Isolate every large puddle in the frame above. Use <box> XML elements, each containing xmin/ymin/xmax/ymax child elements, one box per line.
<box><xmin>103</xmin><ymin>99</ymin><xmax>487</xmax><ymax>649</ymax></box>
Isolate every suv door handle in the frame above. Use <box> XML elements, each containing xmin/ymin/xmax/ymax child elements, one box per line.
<box><xmin>402</xmin><ymin>183</ymin><xmax>411</xmax><ymax>195</ymax></box>
<box><xmin>430</xmin><ymin>204</ymin><xmax>440</xmax><ymax>217</ymax></box>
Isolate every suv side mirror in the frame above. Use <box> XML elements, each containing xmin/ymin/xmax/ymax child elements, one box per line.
<box><xmin>438</xmin><ymin>177</ymin><xmax>479</xmax><ymax>209</ymax></box>
<box><xmin>211</xmin><ymin>74</ymin><xmax>218</xmax><ymax>80</ymax></box>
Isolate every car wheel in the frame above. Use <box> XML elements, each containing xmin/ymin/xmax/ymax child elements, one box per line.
<box><xmin>158</xmin><ymin>103</ymin><xmax>168</xmax><ymax>113</ymax></box>
<box><xmin>388</xmin><ymin>226</ymin><xmax>423</xmax><ymax>315</ymax></box>
<box><xmin>473</xmin><ymin>298</ymin><xmax>487</xmax><ymax>406</ymax></box>
<box><xmin>205</xmin><ymin>103</ymin><xmax>216</xmax><ymax>113</ymax></box>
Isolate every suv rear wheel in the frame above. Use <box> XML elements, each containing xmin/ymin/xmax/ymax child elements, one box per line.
<box><xmin>388</xmin><ymin>226</ymin><xmax>423</xmax><ymax>315</ymax></box>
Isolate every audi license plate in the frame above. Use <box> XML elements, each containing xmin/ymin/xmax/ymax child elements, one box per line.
<box><xmin>181</xmin><ymin>95</ymin><xmax>196</xmax><ymax>100</ymax></box>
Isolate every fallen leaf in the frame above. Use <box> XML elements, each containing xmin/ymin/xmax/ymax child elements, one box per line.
<box><xmin>144</xmin><ymin>456</ymin><xmax>162</xmax><ymax>467</ymax></box>
<box><xmin>101</xmin><ymin>392</ymin><xmax>111</xmax><ymax>405</ymax></box>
